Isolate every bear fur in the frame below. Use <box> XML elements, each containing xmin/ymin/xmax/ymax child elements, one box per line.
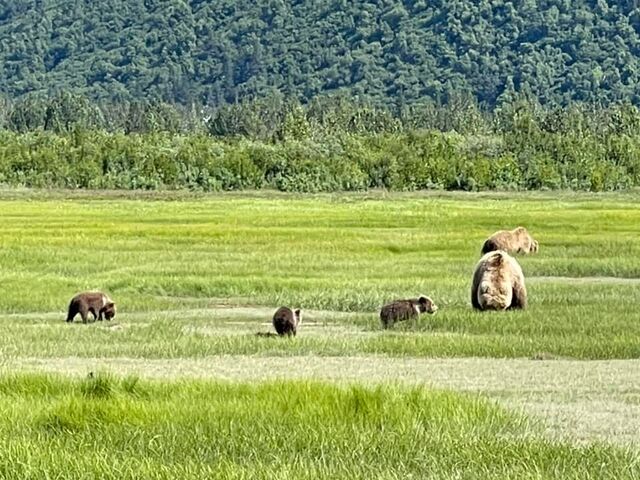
<box><xmin>272</xmin><ymin>306</ymin><xmax>302</xmax><ymax>336</ymax></box>
<box><xmin>66</xmin><ymin>291</ymin><xmax>116</xmax><ymax>323</ymax></box>
<box><xmin>379</xmin><ymin>295</ymin><xmax>438</xmax><ymax>328</ymax></box>
<box><xmin>481</xmin><ymin>227</ymin><xmax>539</xmax><ymax>255</ymax></box>
<box><xmin>471</xmin><ymin>250</ymin><xmax>527</xmax><ymax>311</ymax></box>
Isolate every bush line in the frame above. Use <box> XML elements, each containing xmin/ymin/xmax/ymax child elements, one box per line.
<box><xmin>2</xmin><ymin>128</ymin><xmax>640</xmax><ymax>192</ymax></box>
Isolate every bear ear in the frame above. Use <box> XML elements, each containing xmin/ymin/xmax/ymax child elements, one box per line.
<box><xmin>418</xmin><ymin>296</ymin><xmax>428</xmax><ymax>305</ymax></box>
<box><xmin>106</xmin><ymin>302</ymin><xmax>115</xmax><ymax>308</ymax></box>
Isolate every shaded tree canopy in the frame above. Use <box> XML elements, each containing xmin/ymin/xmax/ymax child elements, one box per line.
<box><xmin>1</xmin><ymin>0</ymin><xmax>640</xmax><ymax>108</ymax></box>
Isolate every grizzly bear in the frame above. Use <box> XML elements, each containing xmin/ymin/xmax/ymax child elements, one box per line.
<box><xmin>481</xmin><ymin>227</ymin><xmax>539</xmax><ymax>255</ymax></box>
<box><xmin>66</xmin><ymin>291</ymin><xmax>116</xmax><ymax>323</ymax></box>
<box><xmin>379</xmin><ymin>295</ymin><xmax>438</xmax><ymax>328</ymax></box>
<box><xmin>471</xmin><ymin>250</ymin><xmax>527</xmax><ymax>311</ymax></box>
<box><xmin>272</xmin><ymin>306</ymin><xmax>302</xmax><ymax>336</ymax></box>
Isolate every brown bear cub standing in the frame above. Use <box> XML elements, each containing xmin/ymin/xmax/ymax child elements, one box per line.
<box><xmin>272</xmin><ymin>306</ymin><xmax>302</xmax><ymax>336</ymax></box>
<box><xmin>380</xmin><ymin>296</ymin><xmax>438</xmax><ymax>329</ymax></box>
<box><xmin>66</xmin><ymin>292</ymin><xmax>116</xmax><ymax>323</ymax></box>
<box><xmin>481</xmin><ymin>226</ymin><xmax>539</xmax><ymax>255</ymax></box>
<box><xmin>471</xmin><ymin>251</ymin><xmax>527</xmax><ymax>311</ymax></box>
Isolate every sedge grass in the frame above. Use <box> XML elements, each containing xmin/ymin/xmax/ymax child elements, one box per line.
<box><xmin>0</xmin><ymin>373</ymin><xmax>635</xmax><ymax>479</ymax></box>
<box><xmin>0</xmin><ymin>191</ymin><xmax>639</xmax><ymax>359</ymax></box>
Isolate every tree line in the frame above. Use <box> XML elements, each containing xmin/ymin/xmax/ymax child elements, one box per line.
<box><xmin>1</xmin><ymin>92</ymin><xmax>640</xmax><ymax>192</ymax></box>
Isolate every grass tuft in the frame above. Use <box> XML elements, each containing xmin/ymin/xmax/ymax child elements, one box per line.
<box><xmin>80</xmin><ymin>371</ymin><xmax>114</xmax><ymax>399</ymax></box>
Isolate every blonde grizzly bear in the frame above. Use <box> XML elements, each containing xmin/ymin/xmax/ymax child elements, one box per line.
<box><xmin>272</xmin><ymin>306</ymin><xmax>302</xmax><ymax>336</ymax></box>
<box><xmin>66</xmin><ymin>291</ymin><xmax>116</xmax><ymax>323</ymax></box>
<box><xmin>481</xmin><ymin>227</ymin><xmax>538</xmax><ymax>255</ymax></box>
<box><xmin>379</xmin><ymin>296</ymin><xmax>438</xmax><ymax>328</ymax></box>
<box><xmin>471</xmin><ymin>251</ymin><xmax>527</xmax><ymax>311</ymax></box>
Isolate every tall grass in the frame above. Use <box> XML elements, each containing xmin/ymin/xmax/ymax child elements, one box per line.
<box><xmin>0</xmin><ymin>374</ymin><xmax>635</xmax><ymax>479</ymax></box>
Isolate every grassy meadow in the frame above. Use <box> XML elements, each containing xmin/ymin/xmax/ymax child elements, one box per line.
<box><xmin>0</xmin><ymin>189</ymin><xmax>639</xmax><ymax>477</ymax></box>
<box><xmin>0</xmin><ymin>190</ymin><xmax>639</xmax><ymax>359</ymax></box>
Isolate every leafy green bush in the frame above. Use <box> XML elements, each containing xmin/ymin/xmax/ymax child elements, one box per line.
<box><xmin>1</xmin><ymin>125</ymin><xmax>640</xmax><ymax>192</ymax></box>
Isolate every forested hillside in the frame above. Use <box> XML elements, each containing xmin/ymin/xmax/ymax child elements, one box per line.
<box><xmin>2</xmin><ymin>0</ymin><xmax>640</xmax><ymax>108</ymax></box>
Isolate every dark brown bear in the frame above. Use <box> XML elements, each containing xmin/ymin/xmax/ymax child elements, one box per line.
<box><xmin>272</xmin><ymin>306</ymin><xmax>302</xmax><ymax>336</ymax></box>
<box><xmin>379</xmin><ymin>295</ymin><xmax>438</xmax><ymax>329</ymax></box>
<box><xmin>66</xmin><ymin>291</ymin><xmax>116</xmax><ymax>323</ymax></box>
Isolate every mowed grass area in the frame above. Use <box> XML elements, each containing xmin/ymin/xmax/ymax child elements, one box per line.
<box><xmin>0</xmin><ymin>373</ymin><xmax>637</xmax><ymax>480</ymax></box>
<box><xmin>0</xmin><ymin>190</ymin><xmax>639</xmax><ymax>359</ymax></box>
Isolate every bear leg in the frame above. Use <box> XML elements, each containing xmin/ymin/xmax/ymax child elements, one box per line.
<box><xmin>510</xmin><ymin>284</ymin><xmax>527</xmax><ymax>309</ymax></box>
<box><xmin>79</xmin><ymin>307</ymin><xmax>89</xmax><ymax>324</ymax></box>
<box><xmin>66</xmin><ymin>304</ymin><xmax>77</xmax><ymax>322</ymax></box>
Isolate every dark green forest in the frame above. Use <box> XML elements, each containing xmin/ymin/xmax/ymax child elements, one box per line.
<box><xmin>3</xmin><ymin>0</ymin><xmax>640</xmax><ymax>107</ymax></box>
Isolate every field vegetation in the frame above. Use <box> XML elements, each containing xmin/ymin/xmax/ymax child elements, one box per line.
<box><xmin>4</xmin><ymin>0</ymin><xmax>640</xmax><ymax>474</ymax></box>
<box><xmin>0</xmin><ymin>191</ymin><xmax>639</xmax><ymax>361</ymax></box>
<box><xmin>0</xmin><ymin>190</ymin><xmax>639</xmax><ymax>477</ymax></box>
<box><xmin>0</xmin><ymin>374</ymin><xmax>637</xmax><ymax>479</ymax></box>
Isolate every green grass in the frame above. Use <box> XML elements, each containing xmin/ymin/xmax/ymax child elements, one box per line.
<box><xmin>1</xmin><ymin>304</ymin><xmax>639</xmax><ymax>359</ymax></box>
<box><xmin>0</xmin><ymin>190</ymin><xmax>639</xmax><ymax>359</ymax></box>
<box><xmin>0</xmin><ymin>373</ymin><xmax>635</xmax><ymax>479</ymax></box>
<box><xmin>0</xmin><ymin>190</ymin><xmax>638</xmax><ymax>475</ymax></box>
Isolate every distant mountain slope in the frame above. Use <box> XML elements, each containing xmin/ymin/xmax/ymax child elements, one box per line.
<box><xmin>1</xmin><ymin>0</ymin><xmax>640</xmax><ymax>107</ymax></box>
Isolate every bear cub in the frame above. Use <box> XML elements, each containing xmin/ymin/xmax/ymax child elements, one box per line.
<box><xmin>66</xmin><ymin>291</ymin><xmax>116</xmax><ymax>323</ymax></box>
<box><xmin>272</xmin><ymin>306</ymin><xmax>302</xmax><ymax>336</ymax></box>
<box><xmin>380</xmin><ymin>295</ymin><xmax>438</xmax><ymax>328</ymax></box>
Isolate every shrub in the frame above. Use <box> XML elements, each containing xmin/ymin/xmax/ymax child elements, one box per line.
<box><xmin>0</xmin><ymin>128</ymin><xmax>639</xmax><ymax>192</ymax></box>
